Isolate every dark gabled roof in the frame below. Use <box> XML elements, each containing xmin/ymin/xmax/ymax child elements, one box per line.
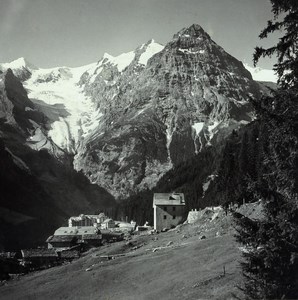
<box><xmin>82</xmin><ymin>234</ymin><xmax>102</xmax><ymax>240</ymax></box>
<box><xmin>46</xmin><ymin>235</ymin><xmax>78</xmax><ymax>243</ymax></box>
<box><xmin>21</xmin><ymin>249</ymin><xmax>58</xmax><ymax>258</ymax></box>
<box><xmin>101</xmin><ymin>230</ymin><xmax>124</xmax><ymax>237</ymax></box>
<box><xmin>153</xmin><ymin>193</ymin><xmax>185</xmax><ymax>206</ymax></box>
<box><xmin>59</xmin><ymin>250</ymin><xmax>80</xmax><ymax>259</ymax></box>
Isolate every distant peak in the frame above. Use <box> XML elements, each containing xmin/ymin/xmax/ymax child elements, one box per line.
<box><xmin>189</xmin><ymin>24</ymin><xmax>204</xmax><ymax>31</ymax></box>
<box><xmin>140</xmin><ymin>39</ymin><xmax>162</xmax><ymax>50</ymax></box>
<box><xmin>1</xmin><ymin>57</ymin><xmax>38</xmax><ymax>70</ymax></box>
<box><xmin>174</xmin><ymin>24</ymin><xmax>209</xmax><ymax>40</ymax></box>
<box><xmin>103</xmin><ymin>53</ymin><xmax>114</xmax><ymax>60</ymax></box>
<box><xmin>147</xmin><ymin>38</ymin><xmax>155</xmax><ymax>44</ymax></box>
<box><xmin>15</xmin><ymin>57</ymin><xmax>26</xmax><ymax>64</ymax></box>
<box><xmin>138</xmin><ymin>39</ymin><xmax>164</xmax><ymax>65</ymax></box>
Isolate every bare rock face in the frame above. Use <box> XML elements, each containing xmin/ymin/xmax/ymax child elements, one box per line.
<box><xmin>0</xmin><ymin>24</ymin><xmax>263</xmax><ymax>201</ymax></box>
<box><xmin>74</xmin><ymin>24</ymin><xmax>262</xmax><ymax>199</ymax></box>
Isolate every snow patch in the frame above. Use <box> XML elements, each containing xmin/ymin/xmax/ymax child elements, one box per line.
<box><xmin>192</xmin><ymin>122</ymin><xmax>204</xmax><ymax>135</ymax></box>
<box><xmin>139</xmin><ymin>41</ymin><xmax>164</xmax><ymax>65</ymax></box>
<box><xmin>178</xmin><ymin>48</ymin><xmax>202</xmax><ymax>55</ymax></box>
<box><xmin>104</xmin><ymin>51</ymin><xmax>136</xmax><ymax>72</ymax></box>
<box><xmin>24</xmin><ymin>64</ymin><xmax>100</xmax><ymax>153</ymax></box>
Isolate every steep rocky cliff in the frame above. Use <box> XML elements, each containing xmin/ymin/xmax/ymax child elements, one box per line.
<box><xmin>74</xmin><ymin>24</ymin><xmax>262</xmax><ymax>198</ymax></box>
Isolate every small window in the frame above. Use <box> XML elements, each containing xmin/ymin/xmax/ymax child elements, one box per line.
<box><xmin>173</xmin><ymin>215</ymin><xmax>176</xmax><ymax>219</ymax></box>
<box><xmin>164</xmin><ymin>215</ymin><xmax>167</xmax><ymax>220</ymax></box>
<box><xmin>173</xmin><ymin>206</ymin><xmax>176</xmax><ymax>211</ymax></box>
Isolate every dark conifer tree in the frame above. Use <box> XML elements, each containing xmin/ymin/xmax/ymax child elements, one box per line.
<box><xmin>254</xmin><ymin>0</ymin><xmax>298</xmax><ymax>89</ymax></box>
<box><xmin>234</xmin><ymin>1</ymin><xmax>298</xmax><ymax>299</ymax></box>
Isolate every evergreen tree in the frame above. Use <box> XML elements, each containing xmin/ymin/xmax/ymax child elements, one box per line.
<box><xmin>234</xmin><ymin>0</ymin><xmax>298</xmax><ymax>299</ymax></box>
<box><xmin>253</xmin><ymin>0</ymin><xmax>298</xmax><ymax>88</ymax></box>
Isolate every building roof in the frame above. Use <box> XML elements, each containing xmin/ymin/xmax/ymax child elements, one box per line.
<box><xmin>102</xmin><ymin>218</ymin><xmax>114</xmax><ymax>224</ymax></box>
<box><xmin>46</xmin><ymin>235</ymin><xmax>78</xmax><ymax>243</ymax></box>
<box><xmin>82</xmin><ymin>234</ymin><xmax>102</xmax><ymax>240</ymax></box>
<box><xmin>87</xmin><ymin>213</ymin><xmax>106</xmax><ymax>219</ymax></box>
<box><xmin>69</xmin><ymin>213</ymin><xmax>107</xmax><ymax>222</ymax></box>
<box><xmin>101</xmin><ymin>230</ymin><xmax>124</xmax><ymax>238</ymax></box>
<box><xmin>54</xmin><ymin>226</ymin><xmax>99</xmax><ymax>236</ymax></box>
<box><xmin>59</xmin><ymin>250</ymin><xmax>80</xmax><ymax>259</ymax></box>
<box><xmin>153</xmin><ymin>193</ymin><xmax>185</xmax><ymax>206</ymax></box>
<box><xmin>21</xmin><ymin>249</ymin><xmax>58</xmax><ymax>258</ymax></box>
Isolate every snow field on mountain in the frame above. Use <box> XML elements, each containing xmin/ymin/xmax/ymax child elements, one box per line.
<box><xmin>244</xmin><ymin>63</ymin><xmax>277</xmax><ymax>82</ymax></box>
<box><xmin>139</xmin><ymin>41</ymin><xmax>164</xmax><ymax>65</ymax></box>
<box><xmin>25</xmin><ymin>65</ymin><xmax>100</xmax><ymax>152</ymax></box>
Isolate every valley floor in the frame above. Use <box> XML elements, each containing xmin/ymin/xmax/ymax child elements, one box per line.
<box><xmin>0</xmin><ymin>214</ymin><xmax>245</xmax><ymax>300</ymax></box>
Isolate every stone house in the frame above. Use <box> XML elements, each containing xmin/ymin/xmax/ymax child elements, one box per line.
<box><xmin>46</xmin><ymin>226</ymin><xmax>102</xmax><ymax>250</ymax></box>
<box><xmin>79</xmin><ymin>234</ymin><xmax>102</xmax><ymax>248</ymax></box>
<box><xmin>153</xmin><ymin>193</ymin><xmax>186</xmax><ymax>231</ymax></box>
<box><xmin>101</xmin><ymin>219</ymin><xmax>115</xmax><ymax>230</ymax></box>
<box><xmin>58</xmin><ymin>249</ymin><xmax>80</xmax><ymax>261</ymax></box>
<box><xmin>21</xmin><ymin>249</ymin><xmax>58</xmax><ymax>269</ymax></box>
<box><xmin>101</xmin><ymin>230</ymin><xmax>124</xmax><ymax>243</ymax></box>
<box><xmin>46</xmin><ymin>235</ymin><xmax>78</xmax><ymax>250</ymax></box>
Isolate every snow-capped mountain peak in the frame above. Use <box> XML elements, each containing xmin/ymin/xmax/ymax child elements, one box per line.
<box><xmin>138</xmin><ymin>39</ymin><xmax>164</xmax><ymax>65</ymax></box>
<box><xmin>0</xmin><ymin>57</ymin><xmax>38</xmax><ymax>81</ymax></box>
<box><xmin>0</xmin><ymin>57</ymin><xmax>38</xmax><ymax>71</ymax></box>
<box><xmin>174</xmin><ymin>23</ymin><xmax>208</xmax><ymax>40</ymax></box>
<box><xmin>0</xmin><ymin>24</ymin><xmax>269</xmax><ymax>200</ymax></box>
<box><xmin>101</xmin><ymin>50</ymin><xmax>136</xmax><ymax>72</ymax></box>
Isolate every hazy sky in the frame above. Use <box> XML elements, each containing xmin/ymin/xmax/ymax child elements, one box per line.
<box><xmin>0</xmin><ymin>0</ymin><xmax>278</xmax><ymax>69</ymax></box>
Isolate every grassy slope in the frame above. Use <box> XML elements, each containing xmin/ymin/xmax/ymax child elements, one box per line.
<box><xmin>0</xmin><ymin>206</ymin><xmax>250</xmax><ymax>300</ymax></box>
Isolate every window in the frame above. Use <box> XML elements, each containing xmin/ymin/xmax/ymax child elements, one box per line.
<box><xmin>173</xmin><ymin>215</ymin><xmax>176</xmax><ymax>219</ymax></box>
<box><xmin>173</xmin><ymin>206</ymin><xmax>176</xmax><ymax>211</ymax></box>
<box><xmin>164</xmin><ymin>215</ymin><xmax>167</xmax><ymax>220</ymax></box>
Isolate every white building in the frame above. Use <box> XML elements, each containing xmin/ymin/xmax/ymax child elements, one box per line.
<box><xmin>153</xmin><ymin>193</ymin><xmax>185</xmax><ymax>231</ymax></box>
<box><xmin>68</xmin><ymin>213</ymin><xmax>107</xmax><ymax>227</ymax></box>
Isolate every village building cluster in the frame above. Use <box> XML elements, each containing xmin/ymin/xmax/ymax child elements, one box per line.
<box><xmin>1</xmin><ymin>193</ymin><xmax>186</xmax><ymax>280</ymax></box>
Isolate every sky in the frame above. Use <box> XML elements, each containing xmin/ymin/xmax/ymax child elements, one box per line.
<box><xmin>0</xmin><ymin>0</ymin><xmax>279</xmax><ymax>69</ymax></box>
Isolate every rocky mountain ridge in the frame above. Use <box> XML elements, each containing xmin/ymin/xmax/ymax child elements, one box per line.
<box><xmin>73</xmin><ymin>24</ymin><xmax>262</xmax><ymax>198</ymax></box>
<box><xmin>0</xmin><ymin>24</ymin><xmax>273</xmax><ymax>200</ymax></box>
<box><xmin>0</xmin><ymin>69</ymin><xmax>115</xmax><ymax>250</ymax></box>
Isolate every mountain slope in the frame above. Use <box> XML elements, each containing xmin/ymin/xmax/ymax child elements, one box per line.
<box><xmin>0</xmin><ymin>70</ymin><xmax>116</xmax><ymax>250</ymax></box>
<box><xmin>1</xmin><ymin>25</ymin><xmax>266</xmax><ymax>200</ymax></box>
<box><xmin>74</xmin><ymin>24</ymin><xmax>262</xmax><ymax>199</ymax></box>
